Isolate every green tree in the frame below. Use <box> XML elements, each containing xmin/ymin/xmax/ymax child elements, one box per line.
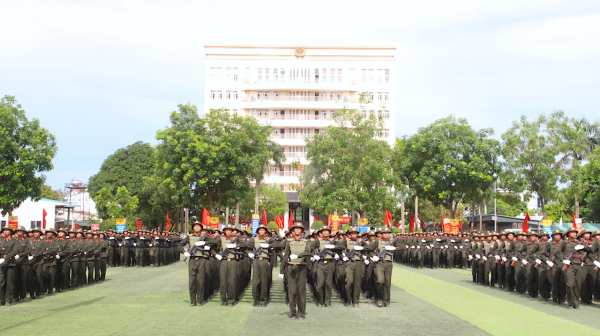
<box><xmin>267</xmin><ymin>220</ymin><xmax>280</xmax><ymax>234</ymax></box>
<box><xmin>501</xmin><ymin>114</ymin><xmax>561</xmax><ymax>218</ymax></box>
<box><xmin>311</xmin><ymin>220</ymin><xmax>324</xmax><ymax>231</ymax></box>
<box><xmin>299</xmin><ymin>94</ymin><xmax>398</xmax><ymax>219</ymax></box>
<box><xmin>544</xmin><ymin>202</ymin><xmax>568</xmax><ymax>223</ymax></box>
<box><xmin>88</xmin><ymin>141</ymin><xmax>156</xmax><ymax>222</ymax></box>
<box><xmin>94</xmin><ymin>186</ymin><xmax>139</xmax><ymax>230</ymax></box>
<box><xmin>397</xmin><ymin>115</ymin><xmax>500</xmax><ymax>218</ymax></box>
<box><xmin>40</xmin><ymin>185</ymin><xmax>63</xmax><ymax>201</ymax></box>
<box><xmin>0</xmin><ymin>96</ymin><xmax>58</xmax><ymax>216</ymax></box>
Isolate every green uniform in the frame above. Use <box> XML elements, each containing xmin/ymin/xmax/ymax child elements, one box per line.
<box><xmin>372</xmin><ymin>238</ymin><xmax>399</xmax><ymax>306</ymax></box>
<box><xmin>555</xmin><ymin>237</ymin><xmax>588</xmax><ymax>308</ymax></box>
<box><xmin>281</xmin><ymin>237</ymin><xmax>312</xmax><ymax>318</ymax></box>
<box><xmin>55</xmin><ymin>237</ymin><xmax>70</xmax><ymax>291</ymax></box>
<box><xmin>181</xmin><ymin>234</ymin><xmax>215</xmax><ymax>305</ymax></box>
<box><xmin>0</xmin><ymin>236</ymin><xmax>17</xmax><ymax>304</ymax></box>
<box><xmin>250</xmin><ymin>237</ymin><xmax>275</xmax><ymax>306</ymax></box>
<box><xmin>68</xmin><ymin>237</ymin><xmax>80</xmax><ymax>289</ymax></box>
<box><xmin>42</xmin><ymin>238</ymin><xmax>59</xmax><ymax>294</ymax></box>
<box><xmin>28</xmin><ymin>238</ymin><xmax>45</xmax><ymax>297</ymax></box>
<box><xmin>13</xmin><ymin>237</ymin><xmax>31</xmax><ymax>301</ymax></box>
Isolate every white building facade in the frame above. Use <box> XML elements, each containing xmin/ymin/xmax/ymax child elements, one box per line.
<box><xmin>204</xmin><ymin>45</ymin><xmax>396</xmax><ymax>226</ymax></box>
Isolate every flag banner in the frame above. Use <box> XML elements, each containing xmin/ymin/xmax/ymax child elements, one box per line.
<box><xmin>542</xmin><ymin>219</ymin><xmax>553</xmax><ymax>237</ymax></box>
<box><xmin>522</xmin><ymin>213</ymin><xmax>530</xmax><ymax>233</ymax></box>
<box><xmin>450</xmin><ymin>219</ymin><xmax>460</xmax><ymax>233</ymax></box>
<box><xmin>42</xmin><ymin>208</ymin><xmax>47</xmax><ymax>229</ymax></box>
<box><xmin>410</xmin><ymin>213</ymin><xmax>415</xmax><ymax>233</ymax></box>
<box><xmin>209</xmin><ymin>217</ymin><xmax>219</xmax><ymax>229</ymax></box>
<box><xmin>275</xmin><ymin>216</ymin><xmax>284</xmax><ymax>229</ymax></box>
<box><xmin>251</xmin><ymin>214</ymin><xmax>260</xmax><ymax>234</ymax></box>
<box><xmin>331</xmin><ymin>215</ymin><xmax>340</xmax><ymax>232</ymax></box>
<box><xmin>9</xmin><ymin>216</ymin><xmax>18</xmax><ymax>230</ymax></box>
<box><xmin>135</xmin><ymin>218</ymin><xmax>143</xmax><ymax>231</ymax></box>
<box><xmin>384</xmin><ymin>210</ymin><xmax>393</xmax><ymax>227</ymax></box>
<box><xmin>91</xmin><ymin>223</ymin><xmax>100</xmax><ymax>231</ymax></box>
<box><xmin>202</xmin><ymin>208</ymin><xmax>210</xmax><ymax>227</ymax></box>
<box><xmin>358</xmin><ymin>218</ymin><xmax>369</xmax><ymax>233</ymax></box>
<box><xmin>166</xmin><ymin>209</ymin><xmax>171</xmax><ymax>231</ymax></box>
<box><xmin>262</xmin><ymin>208</ymin><xmax>268</xmax><ymax>226</ymax></box>
<box><xmin>288</xmin><ymin>210</ymin><xmax>294</xmax><ymax>229</ymax></box>
<box><xmin>573</xmin><ymin>213</ymin><xmax>582</xmax><ymax>232</ymax></box>
<box><xmin>442</xmin><ymin>218</ymin><xmax>451</xmax><ymax>233</ymax></box>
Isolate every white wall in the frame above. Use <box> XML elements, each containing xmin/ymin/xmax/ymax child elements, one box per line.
<box><xmin>0</xmin><ymin>198</ymin><xmax>62</xmax><ymax>230</ymax></box>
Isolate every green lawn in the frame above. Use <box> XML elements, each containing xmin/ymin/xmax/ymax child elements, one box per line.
<box><xmin>1</xmin><ymin>260</ymin><xmax>599</xmax><ymax>336</ymax></box>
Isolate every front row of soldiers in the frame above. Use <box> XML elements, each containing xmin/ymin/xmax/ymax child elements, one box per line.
<box><xmin>464</xmin><ymin>228</ymin><xmax>600</xmax><ymax>309</ymax></box>
<box><xmin>105</xmin><ymin>229</ymin><xmax>180</xmax><ymax>268</ymax></box>
<box><xmin>181</xmin><ymin>222</ymin><xmax>402</xmax><ymax>320</ymax></box>
<box><xmin>0</xmin><ymin>225</ymin><xmax>181</xmax><ymax>306</ymax></box>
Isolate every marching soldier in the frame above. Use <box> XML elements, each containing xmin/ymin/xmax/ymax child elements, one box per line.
<box><xmin>181</xmin><ymin>222</ymin><xmax>215</xmax><ymax>306</ymax></box>
<box><xmin>13</xmin><ymin>226</ymin><xmax>31</xmax><ymax>301</ymax></box>
<box><xmin>280</xmin><ymin>222</ymin><xmax>312</xmax><ymax>319</ymax></box>
<box><xmin>370</xmin><ymin>226</ymin><xmax>399</xmax><ymax>307</ymax></box>
<box><xmin>98</xmin><ymin>233</ymin><xmax>108</xmax><ymax>280</ymax></box>
<box><xmin>248</xmin><ymin>224</ymin><xmax>279</xmax><ymax>307</ymax></box>
<box><xmin>310</xmin><ymin>225</ymin><xmax>338</xmax><ymax>308</ymax></box>
<box><xmin>55</xmin><ymin>228</ymin><xmax>71</xmax><ymax>292</ymax></box>
<box><xmin>524</xmin><ymin>231</ymin><xmax>540</xmax><ymax>297</ymax></box>
<box><xmin>68</xmin><ymin>229</ymin><xmax>80</xmax><ymax>289</ymax></box>
<box><xmin>537</xmin><ymin>231</ymin><xmax>551</xmax><ymax>300</ymax></box>
<box><xmin>336</xmin><ymin>226</ymin><xmax>370</xmax><ymax>308</ymax></box>
<box><xmin>512</xmin><ymin>231</ymin><xmax>527</xmax><ymax>294</ymax></box>
<box><xmin>216</xmin><ymin>224</ymin><xmax>249</xmax><ymax>307</ymax></box>
<box><xmin>42</xmin><ymin>228</ymin><xmax>60</xmax><ymax>295</ymax></box>
<box><xmin>28</xmin><ymin>228</ymin><xmax>45</xmax><ymax>298</ymax></box>
<box><xmin>0</xmin><ymin>226</ymin><xmax>17</xmax><ymax>305</ymax></box>
<box><xmin>84</xmin><ymin>231</ymin><xmax>98</xmax><ymax>284</ymax></box>
<box><xmin>555</xmin><ymin>227</ymin><xmax>587</xmax><ymax>309</ymax></box>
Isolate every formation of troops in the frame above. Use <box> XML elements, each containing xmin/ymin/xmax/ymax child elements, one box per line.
<box><xmin>0</xmin><ymin>225</ymin><xmax>181</xmax><ymax>306</ymax></box>
<box><xmin>393</xmin><ymin>228</ymin><xmax>600</xmax><ymax>309</ymax></box>
<box><xmin>181</xmin><ymin>221</ymin><xmax>401</xmax><ymax>319</ymax></box>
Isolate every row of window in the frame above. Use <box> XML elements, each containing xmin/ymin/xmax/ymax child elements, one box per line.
<box><xmin>252</xmin><ymin>68</ymin><xmax>390</xmax><ymax>84</ymax></box>
<box><xmin>250</xmin><ymin>109</ymin><xmax>390</xmax><ymax>120</ymax></box>
<box><xmin>210</xmin><ymin>91</ymin><xmax>239</xmax><ymax>100</ymax></box>
<box><xmin>247</xmin><ymin>91</ymin><xmax>389</xmax><ymax>102</ymax></box>
<box><xmin>210</xmin><ymin>67</ymin><xmax>239</xmax><ymax>82</ymax></box>
<box><xmin>270</xmin><ymin>127</ymin><xmax>390</xmax><ymax>138</ymax></box>
<box><xmin>362</xmin><ymin>69</ymin><xmax>390</xmax><ymax>83</ymax></box>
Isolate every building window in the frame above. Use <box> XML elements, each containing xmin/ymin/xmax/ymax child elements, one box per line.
<box><xmin>272</xmin><ymin>129</ymin><xmax>278</xmax><ymax>137</ymax></box>
<box><xmin>321</xmin><ymin>110</ymin><xmax>327</xmax><ymax>119</ymax></box>
<box><xmin>265</xmin><ymin>68</ymin><xmax>270</xmax><ymax>81</ymax></box>
<box><xmin>264</xmin><ymin>110</ymin><xmax>270</xmax><ymax>118</ymax></box>
<box><xmin>377</xmin><ymin>92</ymin><xmax>383</xmax><ymax>101</ymax></box>
<box><xmin>31</xmin><ymin>221</ymin><xmax>42</xmax><ymax>229</ymax></box>
<box><xmin>210</xmin><ymin>91</ymin><xmax>216</xmax><ymax>99</ymax></box>
<box><xmin>273</xmin><ymin>110</ymin><xmax>278</xmax><ymax>118</ymax></box>
<box><xmin>210</xmin><ymin>67</ymin><xmax>216</xmax><ymax>80</ymax></box>
<box><xmin>234</xmin><ymin>91</ymin><xmax>238</xmax><ymax>100</ymax></box>
<box><xmin>321</xmin><ymin>92</ymin><xmax>327</xmax><ymax>101</ymax></box>
<box><xmin>226</xmin><ymin>91</ymin><xmax>231</xmax><ymax>100</ymax></box>
<box><xmin>274</xmin><ymin>68</ymin><xmax>279</xmax><ymax>82</ymax></box>
<box><xmin>377</xmin><ymin>69</ymin><xmax>383</xmax><ymax>82</ymax></box>
<box><xmin>362</xmin><ymin>69</ymin><xmax>367</xmax><ymax>82</ymax></box>
<box><xmin>217</xmin><ymin>91</ymin><xmax>223</xmax><ymax>99</ymax></box>
<box><xmin>330</xmin><ymin>92</ymin><xmax>335</xmax><ymax>101</ymax></box>
<box><xmin>337</xmin><ymin>92</ymin><xmax>342</xmax><ymax>101</ymax></box>
<box><xmin>233</xmin><ymin>67</ymin><xmax>238</xmax><ymax>82</ymax></box>
<box><xmin>384</xmin><ymin>69</ymin><xmax>390</xmax><ymax>82</ymax></box>
<box><xmin>274</xmin><ymin>91</ymin><xmax>279</xmax><ymax>100</ymax></box>
<box><xmin>384</xmin><ymin>129</ymin><xmax>390</xmax><ymax>138</ymax></box>
<box><xmin>257</xmin><ymin>68</ymin><xmax>263</xmax><ymax>82</ymax></box>
<box><xmin>368</xmin><ymin>92</ymin><xmax>374</xmax><ymax>101</ymax></box>
<box><xmin>338</xmin><ymin>69</ymin><xmax>343</xmax><ymax>82</ymax></box>
<box><xmin>314</xmin><ymin>69</ymin><xmax>319</xmax><ymax>83</ymax></box>
<box><xmin>383</xmin><ymin>110</ymin><xmax>390</xmax><ymax>119</ymax></box>
<box><xmin>384</xmin><ymin>92</ymin><xmax>389</xmax><ymax>101</ymax></box>
<box><xmin>280</xmin><ymin>69</ymin><xmax>285</xmax><ymax>81</ymax></box>
<box><xmin>257</xmin><ymin>91</ymin><xmax>263</xmax><ymax>100</ymax></box>
<box><xmin>257</xmin><ymin>110</ymin><xmax>263</xmax><ymax>118</ymax></box>
<box><xmin>264</xmin><ymin>91</ymin><xmax>270</xmax><ymax>100</ymax></box>
<box><xmin>369</xmin><ymin>69</ymin><xmax>374</xmax><ymax>82</ymax></box>
<box><xmin>330</xmin><ymin>69</ymin><xmax>335</xmax><ymax>82</ymax></box>
<box><xmin>251</xmin><ymin>110</ymin><xmax>256</xmax><ymax>117</ymax></box>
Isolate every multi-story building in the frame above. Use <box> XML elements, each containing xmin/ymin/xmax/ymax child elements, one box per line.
<box><xmin>204</xmin><ymin>45</ymin><xmax>396</xmax><ymax>229</ymax></box>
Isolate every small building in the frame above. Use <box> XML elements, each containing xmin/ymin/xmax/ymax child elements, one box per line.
<box><xmin>465</xmin><ymin>214</ymin><xmax>542</xmax><ymax>233</ymax></box>
<box><xmin>0</xmin><ymin>198</ymin><xmax>77</xmax><ymax>230</ymax></box>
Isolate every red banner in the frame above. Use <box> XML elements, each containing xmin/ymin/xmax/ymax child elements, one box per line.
<box><xmin>275</xmin><ymin>216</ymin><xmax>284</xmax><ymax>229</ymax></box>
<box><xmin>135</xmin><ymin>218</ymin><xmax>143</xmax><ymax>231</ymax></box>
<box><xmin>202</xmin><ymin>208</ymin><xmax>210</xmax><ymax>227</ymax></box>
<box><xmin>384</xmin><ymin>210</ymin><xmax>392</xmax><ymax>227</ymax></box>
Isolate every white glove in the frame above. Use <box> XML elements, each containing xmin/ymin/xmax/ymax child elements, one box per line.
<box><xmin>353</xmin><ymin>245</ymin><xmax>363</xmax><ymax>251</ymax></box>
<box><xmin>422</xmin><ymin>240</ymin><xmax>426</xmax><ymax>242</ymax></box>
<box><xmin>454</xmin><ymin>246</ymin><xmax>458</xmax><ymax>249</ymax></box>
<box><xmin>364</xmin><ymin>260</ymin><xmax>370</xmax><ymax>265</ymax></box>
<box><xmin>313</xmin><ymin>255</ymin><xmax>320</xmax><ymax>261</ymax></box>
<box><xmin>451</xmin><ymin>240</ymin><xmax>455</xmax><ymax>243</ymax></box>
<box><xmin>184</xmin><ymin>252</ymin><xmax>191</xmax><ymax>258</ymax></box>
<box><xmin>28</xmin><ymin>256</ymin><xmax>33</xmax><ymax>261</ymax></box>
<box><xmin>125</xmin><ymin>237</ymin><xmax>131</xmax><ymax>240</ymax></box>
<box><xmin>411</xmin><ymin>246</ymin><xmax>415</xmax><ymax>249</ymax></box>
<box><xmin>56</xmin><ymin>255</ymin><xmax>60</xmax><ymax>259</ymax></box>
<box><xmin>594</xmin><ymin>261</ymin><xmax>600</xmax><ymax>268</ymax></box>
<box><xmin>468</xmin><ymin>255</ymin><xmax>473</xmax><ymax>261</ymax></box>
<box><xmin>0</xmin><ymin>258</ymin><xmax>4</xmax><ymax>264</ymax></box>
<box><xmin>563</xmin><ymin>260</ymin><xmax>570</xmax><ymax>265</ymax></box>
<box><xmin>522</xmin><ymin>260</ymin><xmax>528</xmax><ymax>265</ymax></box>
<box><xmin>343</xmin><ymin>257</ymin><xmax>349</xmax><ymax>262</ymax></box>
<box><xmin>385</xmin><ymin>246</ymin><xmax>396</xmax><ymax>251</ymax></box>
<box><xmin>215</xmin><ymin>254</ymin><xmax>223</xmax><ymax>260</ymax></box>
<box><xmin>118</xmin><ymin>244</ymin><xmax>122</xmax><ymax>247</ymax></box>
<box><xmin>372</xmin><ymin>256</ymin><xmax>380</xmax><ymax>262</ymax></box>
<box><xmin>279</xmin><ymin>274</ymin><xmax>284</xmax><ymax>279</ymax></box>
<box><xmin>84</xmin><ymin>252</ymin><xmax>87</xmax><ymax>255</ymax></box>
<box><xmin>465</xmin><ymin>239</ymin><xmax>469</xmax><ymax>242</ymax></box>
<box><xmin>261</xmin><ymin>243</ymin><xmax>269</xmax><ymax>248</ymax></box>
<box><xmin>512</xmin><ymin>257</ymin><xmax>518</xmax><ymax>261</ymax></box>
<box><xmin>195</xmin><ymin>241</ymin><xmax>205</xmax><ymax>246</ymax></box>
<box><xmin>546</xmin><ymin>261</ymin><xmax>554</xmax><ymax>268</ymax></box>
<box><xmin>325</xmin><ymin>244</ymin><xmax>335</xmax><ymax>249</ymax></box>
<box><xmin>14</xmin><ymin>255</ymin><xmax>20</xmax><ymax>260</ymax></box>
<box><xmin>475</xmin><ymin>254</ymin><xmax>481</xmax><ymax>259</ymax></box>
<box><xmin>495</xmin><ymin>255</ymin><xmax>500</xmax><ymax>260</ymax></box>
<box><xmin>574</xmin><ymin>245</ymin><xmax>584</xmax><ymax>251</ymax></box>
<box><xmin>289</xmin><ymin>254</ymin><xmax>298</xmax><ymax>260</ymax></box>
<box><xmin>430</xmin><ymin>244</ymin><xmax>434</xmax><ymax>247</ymax></box>
<box><xmin>248</xmin><ymin>253</ymin><xmax>255</xmax><ymax>259</ymax></box>
<box><xmin>227</xmin><ymin>244</ymin><xmax>236</xmax><ymax>249</ymax></box>
<box><xmin>426</xmin><ymin>246</ymin><xmax>431</xmax><ymax>250</ymax></box>
<box><xmin>417</xmin><ymin>246</ymin><xmax>420</xmax><ymax>249</ymax></box>
<box><xmin>406</xmin><ymin>245</ymin><xmax>409</xmax><ymax>249</ymax></box>
<box><xmin>334</xmin><ymin>254</ymin><xmax>339</xmax><ymax>260</ymax></box>
<box><xmin>502</xmin><ymin>257</ymin><xmax>507</xmax><ymax>262</ymax></box>
<box><xmin>460</xmin><ymin>246</ymin><xmax>464</xmax><ymax>249</ymax></box>
<box><xmin>436</xmin><ymin>239</ymin><xmax>441</xmax><ymax>242</ymax></box>
<box><xmin>535</xmin><ymin>259</ymin><xmax>542</xmax><ymax>265</ymax></box>
<box><xmin>445</xmin><ymin>245</ymin><xmax>448</xmax><ymax>248</ymax></box>
<box><xmin>134</xmin><ymin>243</ymin><xmax>137</xmax><ymax>246</ymax></box>
<box><xmin>204</xmin><ymin>246</ymin><xmax>210</xmax><ymax>250</ymax></box>
<box><xmin>109</xmin><ymin>237</ymin><xmax>115</xmax><ymax>239</ymax></box>
<box><xmin>482</xmin><ymin>256</ymin><xmax>487</xmax><ymax>261</ymax></box>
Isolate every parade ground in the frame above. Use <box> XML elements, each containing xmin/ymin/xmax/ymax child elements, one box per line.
<box><xmin>2</xmin><ymin>259</ymin><xmax>599</xmax><ymax>336</ymax></box>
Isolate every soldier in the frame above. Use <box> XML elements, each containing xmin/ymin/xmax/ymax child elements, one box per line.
<box><xmin>524</xmin><ymin>231</ymin><xmax>540</xmax><ymax>297</ymax></box>
<box><xmin>336</xmin><ymin>226</ymin><xmax>370</xmax><ymax>308</ymax></box>
<box><xmin>55</xmin><ymin>228</ymin><xmax>70</xmax><ymax>292</ymax></box>
<box><xmin>0</xmin><ymin>226</ymin><xmax>17</xmax><ymax>305</ymax></box>
<box><xmin>592</xmin><ymin>230</ymin><xmax>600</xmax><ymax>301</ymax></box>
<box><xmin>578</xmin><ymin>229</ymin><xmax>594</xmax><ymax>305</ymax></box>
<box><xmin>215</xmin><ymin>224</ymin><xmax>248</xmax><ymax>307</ymax></box>
<box><xmin>181</xmin><ymin>222</ymin><xmax>215</xmax><ymax>306</ymax></box>
<box><xmin>247</xmin><ymin>225</ymin><xmax>277</xmax><ymax>307</ymax></box>
<box><xmin>280</xmin><ymin>222</ymin><xmax>312</xmax><ymax>319</ymax></box>
<box><xmin>469</xmin><ymin>233</ymin><xmax>480</xmax><ymax>283</ymax></box>
<box><xmin>84</xmin><ymin>231</ymin><xmax>98</xmax><ymax>284</ymax></box>
<box><xmin>92</xmin><ymin>232</ymin><xmax>102</xmax><ymax>281</ymax></box>
<box><xmin>548</xmin><ymin>229</ymin><xmax>565</xmax><ymax>304</ymax></box>
<box><xmin>98</xmin><ymin>233</ymin><xmax>108</xmax><ymax>280</ymax></box>
<box><xmin>480</xmin><ymin>232</ymin><xmax>495</xmax><ymax>287</ymax></box>
<box><xmin>503</xmin><ymin>232</ymin><xmax>516</xmax><ymax>292</ymax></box>
<box><xmin>555</xmin><ymin>227</ymin><xmax>587</xmax><ymax>309</ymax></box>
<box><xmin>370</xmin><ymin>226</ymin><xmax>399</xmax><ymax>307</ymax></box>
<box><xmin>28</xmin><ymin>228</ymin><xmax>45</xmax><ymax>298</ymax></box>
<box><xmin>76</xmin><ymin>230</ymin><xmax>87</xmax><ymax>286</ymax></box>
<box><xmin>42</xmin><ymin>228</ymin><xmax>60</xmax><ymax>295</ymax></box>
<box><xmin>310</xmin><ymin>225</ymin><xmax>338</xmax><ymax>308</ymax></box>
<box><xmin>68</xmin><ymin>229</ymin><xmax>80</xmax><ymax>289</ymax></box>
<box><xmin>12</xmin><ymin>226</ymin><xmax>31</xmax><ymax>302</ymax></box>
<box><xmin>537</xmin><ymin>231</ymin><xmax>551</xmax><ymax>300</ymax></box>
<box><xmin>512</xmin><ymin>231</ymin><xmax>527</xmax><ymax>294</ymax></box>
<box><xmin>120</xmin><ymin>231</ymin><xmax>133</xmax><ymax>267</ymax></box>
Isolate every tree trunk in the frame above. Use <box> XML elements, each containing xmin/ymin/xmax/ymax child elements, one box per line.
<box><xmin>479</xmin><ymin>204</ymin><xmax>483</xmax><ymax>232</ymax></box>
<box><xmin>225</xmin><ymin>206</ymin><xmax>229</xmax><ymax>227</ymax></box>
<box><xmin>575</xmin><ymin>196</ymin><xmax>580</xmax><ymax>219</ymax></box>
<box><xmin>484</xmin><ymin>199</ymin><xmax>488</xmax><ymax>215</ymax></box>
<box><xmin>471</xmin><ymin>201</ymin><xmax>475</xmax><ymax>231</ymax></box>
<box><xmin>415</xmin><ymin>196</ymin><xmax>419</xmax><ymax>232</ymax></box>
<box><xmin>235</xmin><ymin>202</ymin><xmax>240</xmax><ymax>226</ymax></box>
<box><xmin>400</xmin><ymin>201</ymin><xmax>405</xmax><ymax>233</ymax></box>
<box><xmin>184</xmin><ymin>208</ymin><xmax>188</xmax><ymax>235</ymax></box>
<box><xmin>254</xmin><ymin>177</ymin><xmax>262</xmax><ymax>215</ymax></box>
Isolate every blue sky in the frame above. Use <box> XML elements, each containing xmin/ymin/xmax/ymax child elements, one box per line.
<box><xmin>1</xmin><ymin>0</ymin><xmax>599</xmax><ymax>190</ymax></box>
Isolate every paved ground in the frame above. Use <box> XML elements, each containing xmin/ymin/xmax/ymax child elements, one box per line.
<box><xmin>2</xmin><ymin>260</ymin><xmax>599</xmax><ymax>336</ymax></box>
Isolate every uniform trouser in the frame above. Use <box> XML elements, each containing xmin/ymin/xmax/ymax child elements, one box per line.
<box><xmin>29</xmin><ymin>261</ymin><xmax>43</xmax><ymax>296</ymax></box>
<box><xmin>526</xmin><ymin>263</ymin><xmax>538</xmax><ymax>297</ymax></box>
<box><xmin>94</xmin><ymin>257</ymin><xmax>101</xmax><ymax>281</ymax></box>
<box><xmin>515</xmin><ymin>264</ymin><xmax>527</xmax><ymax>293</ymax></box>
<box><xmin>107</xmin><ymin>247</ymin><xmax>114</xmax><ymax>266</ymax></box>
<box><xmin>579</xmin><ymin>265</ymin><xmax>594</xmax><ymax>304</ymax></box>
<box><xmin>15</xmin><ymin>263</ymin><xmax>28</xmax><ymax>300</ymax></box>
<box><xmin>538</xmin><ymin>266</ymin><xmax>551</xmax><ymax>299</ymax></box>
<box><xmin>60</xmin><ymin>260</ymin><xmax>70</xmax><ymax>290</ymax></box>
<box><xmin>0</xmin><ymin>265</ymin><xmax>15</xmax><ymax>304</ymax></box>
<box><xmin>472</xmin><ymin>260</ymin><xmax>479</xmax><ymax>282</ymax></box>
<box><xmin>42</xmin><ymin>261</ymin><xmax>56</xmax><ymax>294</ymax></box>
<box><xmin>314</xmin><ymin>260</ymin><xmax>334</xmax><ymax>306</ymax></box>
<box><xmin>483</xmin><ymin>259</ymin><xmax>495</xmax><ymax>286</ymax></box>
<box><xmin>461</xmin><ymin>250</ymin><xmax>469</xmax><ymax>268</ymax></box>
<box><xmin>345</xmin><ymin>261</ymin><xmax>363</xmax><ymax>305</ymax></box>
<box><xmin>252</xmin><ymin>258</ymin><xmax>272</xmax><ymax>305</ymax></box>
<box><xmin>505</xmin><ymin>263</ymin><xmax>515</xmax><ymax>291</ymax></box>
<box><xmin>365</xmin><ymin>262</ymin><xmax>376</xmax><ymax>299</ymax></box>
<box><xmin>287</xmin><ymin>264</ymin><xmax>307</xmax><ymax>317</ymax></box>
<box><xmin>447</xmin><ymin>250</ymin><xmax>455</xmax><ymax>269</ymax></box>
<box><xmin>375</xmin><ymin>261</ymin><xmax>393</xmax><ymax>305</ymax></box>
<box><xmin>99</xmin><ymin>257</ymin><xmax>107</xmax><ymax>280</ymax></box>
<box><xmin>432</xmin><ymin>249</ymin><xmax>440</xmax><ymax>268</ymax></box>
<box><xmin>565</xmin><ymin>264</ymin><xmax>581</xmax><ymax>308</ymax></box>
<box><xmin>551</xmin><ymin>264</ymin><xmax>566</xmax><ymax>303</ymax></box>
<box><xmin>86</xmin><ymin>259</ymin><xmax>95</xmax><ymax>284</ymax></box>
<box><xmin>496</xmin><ymin>261</ymin><xmax>505</xmax><ymax>288</ymax></box>
<box><xmin>417</xmin><ymin>250</ymin><xmax>425</xmax><ymax>268</ymax></box>
<box><xmin>220</xmin><ymin>260</ymin><xmax>237</xmax><ymax>304</ymax></box>
<box><xmin>594</xmin><ymin>268</ymin><xmax>600</xmax><ymax>301</ymax></box>
<box><xmin>135</xmin><ymin>249</ymin><xmax>143</xmax><ymax>266</ymax></box>
<box><xmin>69</xmin><ymin>259</ymin><xmax>78</xmax><ymax>288</ymax></box>
<box><xmin>78</xmin><ymin>257</ymin><xmax>86</xmax><ymax>285</ymax></box>
<box><xmin>188</xmin><ymin>257</ymin><xmax>208</xmax><ymax>305</ymax></box>
<box><xmin>121</xmin><ymin>248</ymin><xmax>129</xmax><ymax>266</ymax></box>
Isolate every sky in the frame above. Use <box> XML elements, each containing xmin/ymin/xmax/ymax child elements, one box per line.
<box><xmin>1</xmin><ymin>0</ymin><xmax>599</xmax><ymax>191</ymax></box>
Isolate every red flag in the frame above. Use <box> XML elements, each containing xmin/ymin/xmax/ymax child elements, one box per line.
<box><xmin>522</xmin><ymin>213</ymin><xmax>530</xmax><ymax>233</ymax></box>
<box><xmin>572</xmin><ymin>212</ymin><xmax>576</xmax><ymax>228</ymax></box>
<box><xmin>263</xmin><ymin>208</ymin><xmax>268</xmax><ymax>226</ymax></box>
<box><xmin>410</xmin><ymin>213</ymin><xmax>415</xmax><ymax>233</ymax></box>
<box><xmin>166</xmin><ymin>210</ymin><xmax>170</xmax><ymax>232</ymax></box>
<box><xmin>43</xmin><ymin>208</ymin><xmax>48</xmax><ymax>229</ymax></box>
<box><xmin>202</xmin><ymin>208</ymin><xmax>210</xmax><ymax>226</ymax></box>
<box><xmin>275</xmin><ymin>216</ymin><xmax>284</xmax><ymax>229</ymax></box>
<box><xmin>396</xmin><ymin>220</ymin><xmax>400</xmax><ymax>229</ymax></box>
<box><xmin>172</xmin><ymin>222</ymin><xmax>176</xmax><ymax>232</ymax></box>
<box><xmin>328</xmin><ymin>214</ymin><xmax>332</xmax><ymax>226</ymax></box>
<box><xmin>384</xmin><ymin>210</ymin><xmax>393</xmax><ymax>227</ymax></box>
<box><xmin>288</xmin><ymin>210</ymin><xmax>294</xmax><ymax>229</ymax></box>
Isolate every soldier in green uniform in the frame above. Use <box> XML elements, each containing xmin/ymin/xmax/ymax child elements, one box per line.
<box><xmin>181</xmin><ymin>222</ymin><xmax>215</xmax><ymax>306</ymax></box>
<box><xmin>370</xmin><ymin>226</ymin><xmax>399</xmax><ymax>307</ymax></box>
<box><xmin>493</xmin><ymin>232</ymin><xmax>507</xmax><ymax>289</ymax></box>
<box><xmin>311</xmin><ymin>225</ymin><xmax>338</xmax><ymax>308</ymax></box>
<box><xmin>76</xmin><ymin>230</ymin><xmax>87</xmax><ymax>286</ymax></box>
<box><xmin>216</xmin><ymin>224</ymin><xmax>246</xmax><ymax>306</ymax></box>
<box><xmin>555</xmin><ymin>227</ymin><xmax>587</xmax><ymax>309</ymax></box>
<box><xmin>0</xmin><ymin>226</ymin><xmax>17</xmax><ymax>305</ymax></box>
<box><xmin>98</xmin><ymin>233</ymin><xmax>108</xmax><ymax>280</ymax></box>
<box><xmin>68</xmin><ymin>229</ymin><xmax>80</xmax><ymax>289</ymax></box>
<box><xmin>524</xmin><ymin>231</ymin><xmax>540</xmax><ymax>297</ymax></box>
<box><xmin>537</xmin><ymin>231</ymin><xmax>551</xmax><ymax>300</ymax></box>
<box><xmin>28</xmin><ymin>228</ymin><xmax>45</xmax><ymax>298</ymax></box>
<box><xmin>42</xmin><ymin>228</ymin><xmax>60</xmax><ymax>295</ymax></box>
<box><xmin>13</xmin><ymin>226</ymin><xmax>31</xmax><ymax>301</ymax></box>
<box><xmin>84</xmin><ymin>231</ymin><xmax>98</xmax><ymax>284</ymax></box>
<box><xmin>92</xmin><ymin>232</ymin><xmax>102</xmax><ymax>281</ymax></box>
<box><xmin>280</xmin><ymin>222</ymin><xmax>312</xmax><ymax>319</ymax></box>
<box><xmin>591</xmin><ymin>230</ymin><xmax>600</xmax><ymax>301</ymax></box>
<box><xmin>55</xmin><ymin>228</ymin><xmax>70</xmax><ymax>292</ymax></box>
<box><xmin>336</xmin><ymin>226</ymin><xmax>370</xmax><ymax>308</ymax></box>
<box><xmin>248</xmin><ymin>224</ymin><xmax>278</xmax><ymax>307</ymax></box>
<box><xmin>577</xmin><ymin>229</ymin><xmax>595</xmax><ymax>304</ymax></box>
<box><xmin>512</xmin><ymin>231</ymin><xmax>527</xmax><ymax>294</ymax></box>
<box><xmin>469</xmin><ymin>233</ymin><xmax>480</xmax><ymax>282</ymax></box>
<box><xmin>480</xmin><ymin>232</ymin><xmax>495</xmax><ymax>286</ymax></box>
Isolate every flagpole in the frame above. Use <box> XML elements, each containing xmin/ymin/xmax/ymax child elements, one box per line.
<box><xmin>494</xmin><ymin>181</ymin><xmax>497</xmax><ymax>232</ymax></box>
